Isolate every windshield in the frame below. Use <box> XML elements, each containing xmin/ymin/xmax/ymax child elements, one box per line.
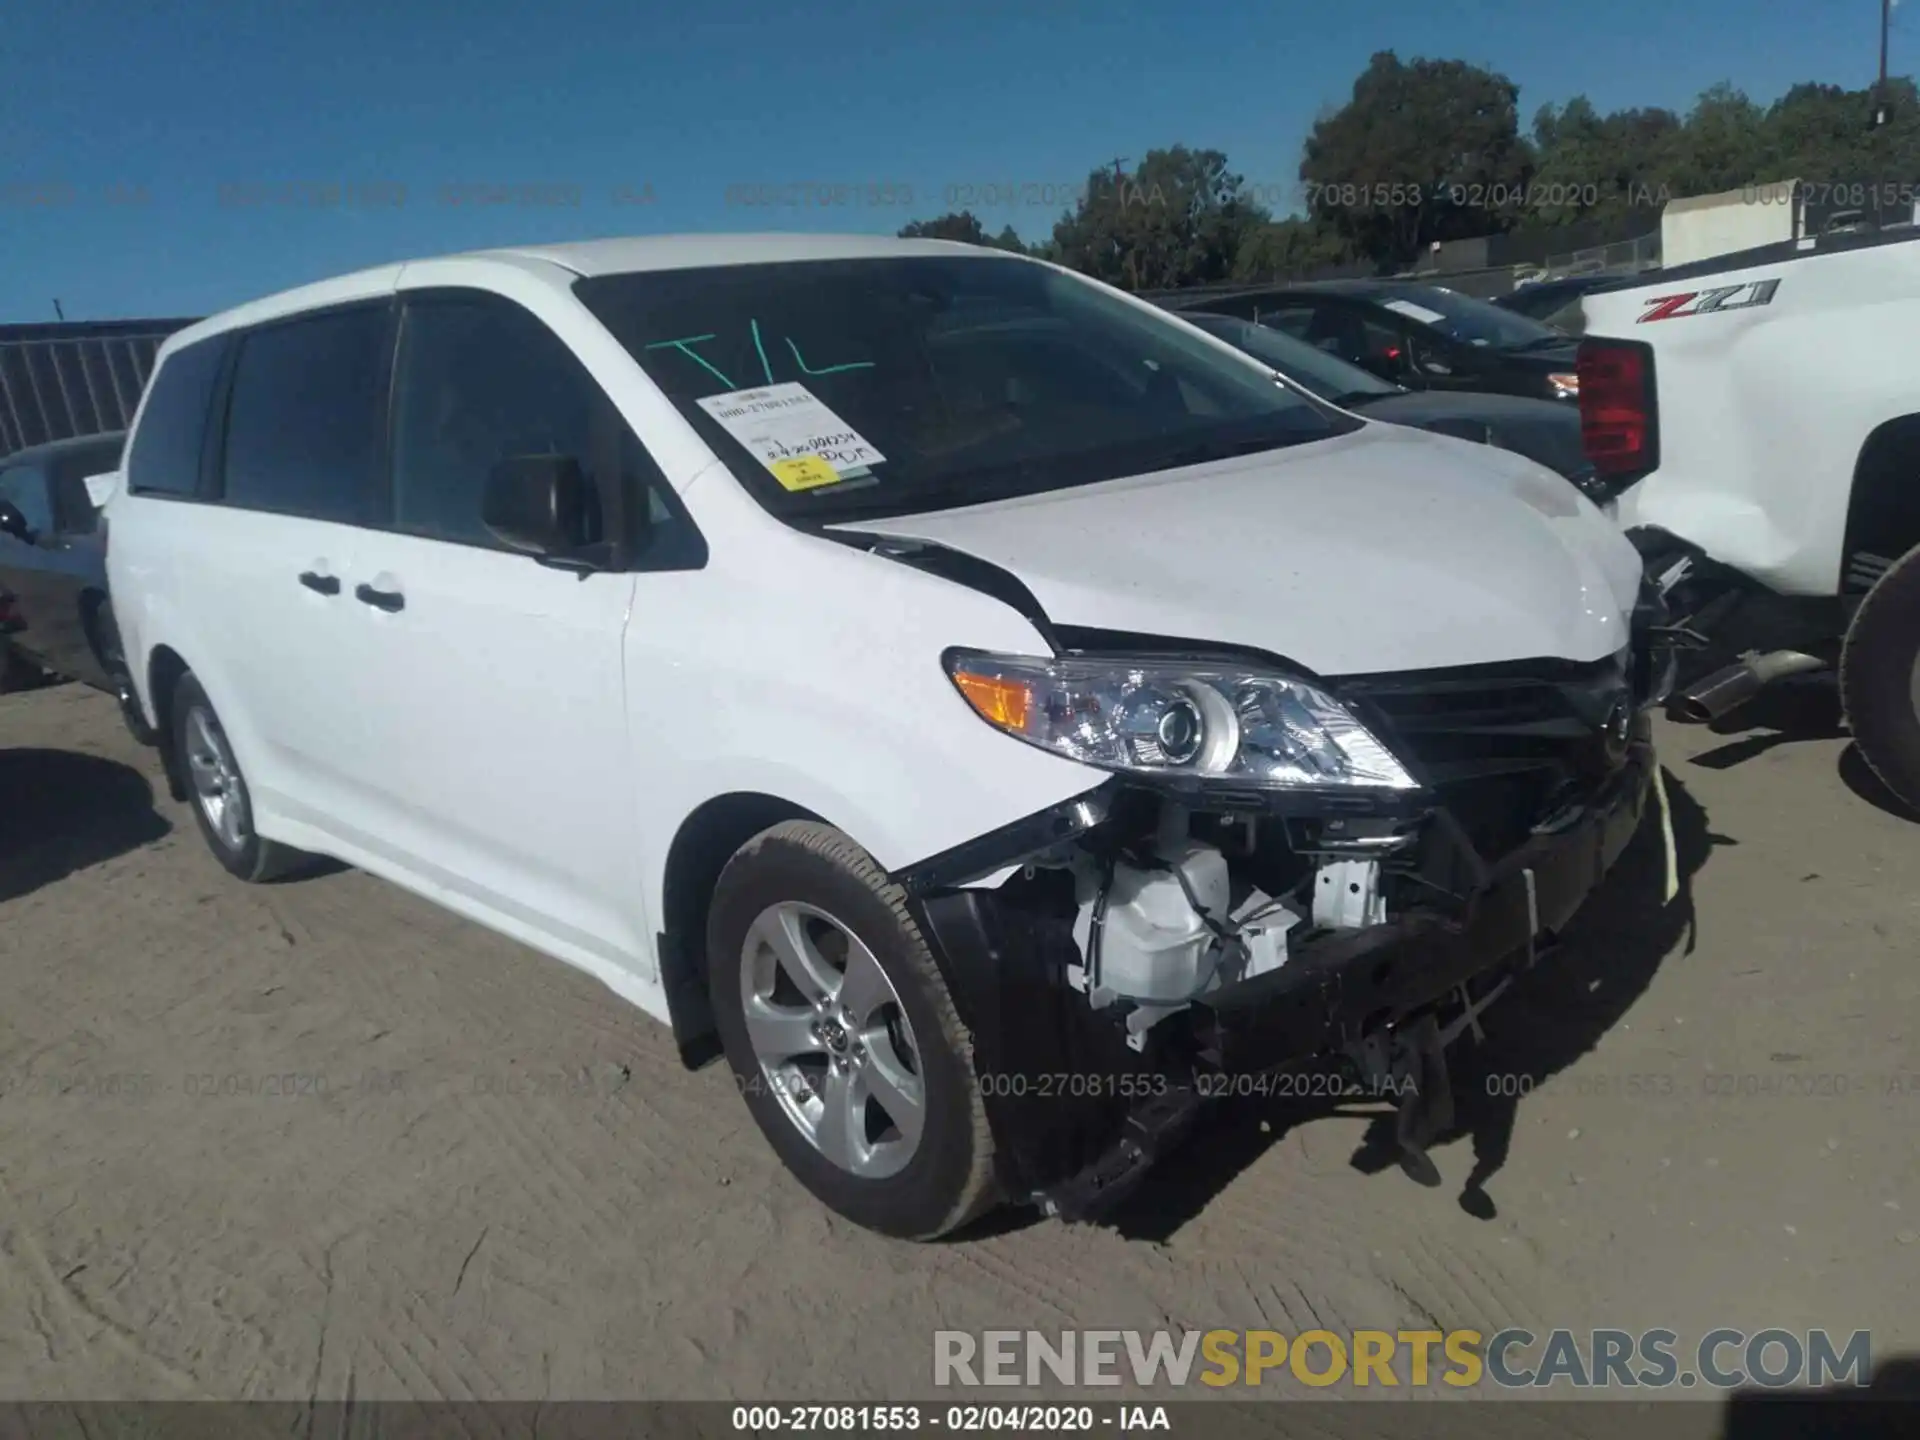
<box><xmin>1377</xmin><ymin>285</ymin><xmax>1563</xmax><ymax>350</ymax></box>
<box><xmin>1180</xmin><ymin>312</ymin><xmax>1400</xmax><ymax>403</ymax></box>
<box><xmin>575</xmin><ymin>255</ymin><xmax>1357</xmax><ymax>523</ymax></box>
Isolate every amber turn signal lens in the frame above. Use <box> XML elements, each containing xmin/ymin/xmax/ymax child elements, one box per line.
<box><xmin>951</xmin><ymin>670</ymin><xmax>1032</xmax><ymax>730</ymax></box>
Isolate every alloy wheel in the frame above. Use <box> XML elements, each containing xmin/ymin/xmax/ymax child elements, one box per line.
<box><xmin>737</xmin><ymin>901</ymin><xmax>926</xmax><ymax>1180</ymax></box>
<box><xmin>184</xmin><ymin>706</ymin><xmax>251</xmax><ymax>852</ymax></box>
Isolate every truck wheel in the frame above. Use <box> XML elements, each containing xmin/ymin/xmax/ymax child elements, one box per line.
<box><xmin>706</xmin><ymin>820</ymin><xmax>999</xmax><ymax>1239</ymax></box>
<box><xmin>1841</xmin><ymin>540</ymin><xmax>1920</xmax><ymax>811</ymax></box>
<box><xmin>170</xmin><ymin>672</ymin><xmax>310</xmax><ymax>883</ymax></box>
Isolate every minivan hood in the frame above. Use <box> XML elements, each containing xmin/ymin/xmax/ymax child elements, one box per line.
<box><xmin>832</xmin><ymin>422</ymin><xmax>1642</xmax><ymax>677</ymax></box>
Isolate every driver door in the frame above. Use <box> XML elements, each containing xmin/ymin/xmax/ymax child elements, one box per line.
<box><xmin>337</xmin><ymin>290</ymin><xmax>656</xmax><ymax>976</ymax></box>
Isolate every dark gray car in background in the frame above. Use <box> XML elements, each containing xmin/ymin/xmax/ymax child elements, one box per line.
<box><xmin>0</xmin><ymin>431</ymin><xmax>129</xmax><ymax>694</ymax></box>
<box><xmin>1176</xmin><ymin>310</ymin><xmax>1605</xmax><ymax>504</ymax></box>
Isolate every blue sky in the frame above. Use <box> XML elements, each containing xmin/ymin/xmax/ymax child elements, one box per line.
<box><xmin>0</xmin><ymin>0</ymin><xmax>1905</xmax><ymax>321</ymax></box>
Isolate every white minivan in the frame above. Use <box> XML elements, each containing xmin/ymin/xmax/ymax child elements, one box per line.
<box><xmin>108</xmin><ymin>235</ymin><xmax>1669</xmax><ymax>1238</ymax></box>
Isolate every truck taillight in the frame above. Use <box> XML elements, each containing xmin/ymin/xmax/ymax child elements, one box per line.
<box><xmin>1577</xmin><ymin>338</ymin><xmax>1659</xmax><ymax>487</ymax></box>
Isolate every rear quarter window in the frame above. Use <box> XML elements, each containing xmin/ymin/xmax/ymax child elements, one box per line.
<box><xmin>124</xmin><ymin>335</ymin><xmax>229</xmax><ymax>497</ymax></box>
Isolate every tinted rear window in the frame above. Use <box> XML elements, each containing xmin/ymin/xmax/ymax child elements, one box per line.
<box><xmin>124</xmin><ymin>336</ymin><xmax>228</xmax><ymax>497</ymax></box>
<box><xmin>220</xmin><ymin>306</ymin><xmax>390</xmax><ymax>524</ymax></box>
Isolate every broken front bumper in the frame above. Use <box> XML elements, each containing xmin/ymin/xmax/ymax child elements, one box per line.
<box><xmin>904</xmin><ymin>730</ymin><xmax>1655</xmax><ymax>1211</ymax></box>
<box><xmin>1191</xmin><ymin>734</ymin><xmax>1654</xmax><ymax>1074</ymax></box>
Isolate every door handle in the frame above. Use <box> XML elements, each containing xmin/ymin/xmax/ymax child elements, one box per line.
<box><xmin>354</xmin><ymin>583</ymin><xmax>405</xmax><ymax>613</ymax></box>
<box><xmin>298</xmin><ymin>571</ymin><xmax>340</xmax><ymax>595</ymax></box>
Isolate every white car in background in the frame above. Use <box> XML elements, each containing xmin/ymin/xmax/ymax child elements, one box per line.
<box><xmin>108</xmin><ymin>235</ymin><xmax>1669</xmax><ymax>1237</ymax></box>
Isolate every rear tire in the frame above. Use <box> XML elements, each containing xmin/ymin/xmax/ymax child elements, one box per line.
<box><xmin>707</xmin><ymin>820</ymin><xmax>999</xmax><ymax>1239</ymax></box>
<box><xmin>1841</xmin><ymin>540</ymin><xmax>1920</xmax><ymax>811</ymax></box>
<box><xmin>170</xmin><ymin>672</ymin><xmax>312</xmax><ymax>883</ymax></box>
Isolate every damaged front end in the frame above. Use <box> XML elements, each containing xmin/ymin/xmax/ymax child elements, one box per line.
<box><xmin>895</xmin><ymin>634</ymin><xmax>1665</xmax><ymax>1224</ymax></box>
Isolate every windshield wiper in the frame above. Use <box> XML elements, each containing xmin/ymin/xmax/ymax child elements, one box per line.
<box><xmin>1157</xmin><ymin>431</ymin><xmax>1309</xmax><ymax>469</ymax></box>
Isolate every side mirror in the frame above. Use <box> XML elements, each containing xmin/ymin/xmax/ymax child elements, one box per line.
<box><xmin>481</xmin><ymin>455</ymin><xmax>597</xmax><ymax>559</ymax></box>
<box><xmin>0</xmin><ymin>499</ymin><xmax>34</xmax><ymax>544</ymax></box>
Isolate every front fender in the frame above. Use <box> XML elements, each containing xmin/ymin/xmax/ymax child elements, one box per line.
<box><xmin>623</xmin><ymin>535</ymin><xmax>1109</xmax><ymax>932</ymax></box>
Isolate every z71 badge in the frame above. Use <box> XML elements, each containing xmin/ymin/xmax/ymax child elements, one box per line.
<box><xmin>1637</xmin><ymin>279</ymin><xmax>1781</xmax><ymax>322</ymax></box>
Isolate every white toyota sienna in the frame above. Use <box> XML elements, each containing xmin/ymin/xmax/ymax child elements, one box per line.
<box><xmin>107</xmin><ymin>235</ymin><xmax>1672</xmax><ymax>1238</ymax></box>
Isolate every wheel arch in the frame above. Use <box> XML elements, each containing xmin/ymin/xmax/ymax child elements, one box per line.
<box><xmin>657</xmin><ymin>790</ymin><xmax>827</xmax><ymax>1070</ymax></box>
<box><xmin>1843</xmin><ymin>414</ymin><xmax>1920</xmax><ymax>594</ymax></box>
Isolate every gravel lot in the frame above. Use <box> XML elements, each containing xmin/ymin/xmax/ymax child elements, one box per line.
<box><xmin>0</xmin><ymin>679</ymin><xmax>1914</xmax><ymax>1423</ymax></box>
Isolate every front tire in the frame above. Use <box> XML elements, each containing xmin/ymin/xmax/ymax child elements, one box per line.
<box><xmin>1841</xmin><ymin>540</ymin><xmax>1920</xmax><ymax>812</ymax></box>
<box><xmin>170</xmin><ymin>672</ymin><xmax>310</xmax><ymax>883</ymax></box>
<box><xmin>707</xmin><ymin>820</ymin><xmax>999</xmax><ymax>1239</ymax></box>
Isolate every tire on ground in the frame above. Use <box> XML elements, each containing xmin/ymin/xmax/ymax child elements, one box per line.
<box><xmin>1841</xmin><ymin>539</ymin><xmax>1920</xmax><ymax>812</ymax></box>
<box><xmin>169</xmin><ymin>671</ymin><xmax>313</xmax><ymax>883</ymax></box>
<box><xmin>706</xmin><ymin>819</ymin><xmax>999</xmax><ymax>1239</ymax></box>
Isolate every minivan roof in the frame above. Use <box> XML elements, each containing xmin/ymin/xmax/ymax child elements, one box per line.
<box><xmin>157</xmin><ymin>234</ymin><xmax>1014</xmax><ymax>358</ymax></box>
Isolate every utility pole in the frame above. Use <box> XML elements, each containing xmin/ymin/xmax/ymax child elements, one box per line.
<box><xmin>1108</xmin><ymin>156</ymin><xmax>1130</xmax><ymax>183</ymax></box>
<box><xmin>1876</xmin><ymin>0</ymin><xmax>1891</xmax><ymax>126</ymax></box>
<box><xmin>52</xmin><ymin>299</ymin><xmax>65</xmax><ymax>321</ymax></box>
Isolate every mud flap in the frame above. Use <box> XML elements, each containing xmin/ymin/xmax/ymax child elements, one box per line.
<box><xmin>1390</xmin><ymin>1014</ymin><xmax>1454</xmax><ymax>1188</ymax></box>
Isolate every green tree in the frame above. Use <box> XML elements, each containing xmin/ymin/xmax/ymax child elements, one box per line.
<box><xmin>897</xmin><ymin>211</ymin><xmax>1032</xmax><ymax>252</ymax></box>
<box><xmin>1049</xmin><ymin>146</ymin><xmax>1270</xmax><ymax>290</ymax></box>
<box><xmin>1232</xmin><ymin>217</ymin><xmax>1348</xmax><ymax>281</ymax></box>
<box><xmin>1666</xmin><ymin>82</ymin><xmax>1769</xmax><ymax>196</ymax></box>
<box><xmin>897</xmin><ymin>211</ymin><xmax>992</xmax><ymax>244</ymax></box>
<box><xmin>1758</xmin><ymin>78</ymin><xmax>1920</xmax><ymax>199</ymax></box>
<box><xmin>1298</xmin><ymin>51</ymin><xmax>1532</xmax><ymax>266</ymax></box>
<box><xmin>1529</xmin><ymin>98</ymin><xmax>1682</xmax><ymax>229</ymax></box>
<box><xmin>990</xmin><ymin>223</ymin><xmax>1030</xmax><ymax>254</ymax></box>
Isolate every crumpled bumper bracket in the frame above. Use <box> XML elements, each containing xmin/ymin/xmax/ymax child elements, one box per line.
<box><xmin>1190</xmin><ymin>738</ymin><xmax>1653</xmax><ymax>1074</ymax></box>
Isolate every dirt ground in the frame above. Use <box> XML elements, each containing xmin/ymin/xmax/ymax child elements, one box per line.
<box><xmin>0</xmin><ymin>679</ymin><xmax>1914</xmax><ymax>1419</ymax></box>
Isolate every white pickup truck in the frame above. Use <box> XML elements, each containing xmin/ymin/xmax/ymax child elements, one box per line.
<box><xmin>1575</xmin><ymin>227</ymin><xmax>1920</xmax><ymax>810</ymax></box>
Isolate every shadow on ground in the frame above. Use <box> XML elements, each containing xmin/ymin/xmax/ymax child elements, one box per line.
<box><xmin>1719</xmin><ymin>1355</ymin><xmax>1920</xmax><ymax>1440</ymax></box>
<box><xmin>0</xmin><ymin>746</ymin><xmax>171</xmax><ymax>904</ymax></box>
<box><xmin>1103</xmin><ymin>768</ymin><xmax>1724</xmax><ymax>1239</ymax></box>
<box><xmin>1686</xmin><ymin>679</ymin><xmax>1848</xmax><ymax>772</ymax></box>
<box><xmin>1681</xmin><ymin>678</ymin><xmax>1917</xmax><ymax>824</ymax></box>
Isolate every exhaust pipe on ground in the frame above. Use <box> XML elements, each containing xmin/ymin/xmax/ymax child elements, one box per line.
<box><xmin>1667</xmin><ymin>649</ymin><xmax>1828</xmax><ymax>724</ymax></box>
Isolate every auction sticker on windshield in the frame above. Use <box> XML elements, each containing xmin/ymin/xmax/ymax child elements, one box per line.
<box><xmin>696</xmin><ymin>382</ymin><xmax>886</xmax><ymax>490</ymax></box>
<box><xmin>1382</xmin><ymin>299</ymin><xmax>1447</xmax><ymax>326</ymax></box>
<box><xmin>767</xmin><ymin>456</ymin><xmax>843</xmax><ymax>492</ymax></box>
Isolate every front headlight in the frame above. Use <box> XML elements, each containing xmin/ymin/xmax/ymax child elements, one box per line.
<box><xmin>945</xmin><ymin>652</ymin><xmax>1420</xmax><ymax>791</ymax></box>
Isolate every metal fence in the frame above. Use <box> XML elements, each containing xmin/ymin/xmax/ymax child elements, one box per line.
<box><xmin>1520</xmin><ymin>232</ymin><xmax>1663</xmax><ymax>283</ymax></box>
<box><xmin>0</xmin><ymin>320</ymin><xmax>199</xmax><ymax>460</ymax></box>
